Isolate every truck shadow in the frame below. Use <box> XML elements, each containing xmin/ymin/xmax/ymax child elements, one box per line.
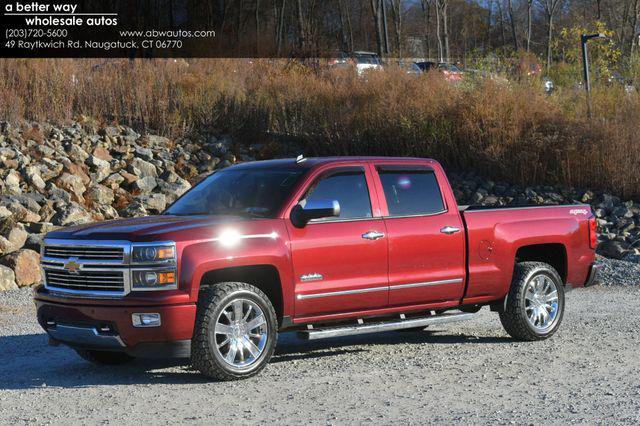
<box><xmin>272</xmin><ymin>328</ymin><xmax>511</xmax><ymax>362</ymax></box>
<box><xmin>0</xmin><ymin>330</ymin><xmax>511</xmax><ymax>389</ymax></box>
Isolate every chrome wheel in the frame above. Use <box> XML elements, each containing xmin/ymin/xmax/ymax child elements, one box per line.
<box><xmin>213</xmin><ymin>298</ymin><xmax>268</xmax><ymax>370</ymax></box>
<box><xmin>524</xmin><ymin>274</ymin><xmax>559</xmax><ymax>332</ymax></box>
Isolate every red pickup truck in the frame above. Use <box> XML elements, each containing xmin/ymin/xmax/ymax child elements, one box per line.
<box><xmin>35</xmin><ymin>157</ymin><xmax>598</xmax><ymax>380</ymax></box>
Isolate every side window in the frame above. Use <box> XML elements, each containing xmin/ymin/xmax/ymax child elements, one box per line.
<box><xmin>303</xmin><ymin>170</ymin><xmax>372</xmax><ymax>220</ymax></box>
<box><xmin>379</xmin><ymin>169</ymin><xmax>445</xmax><ymax>216</ymax></box>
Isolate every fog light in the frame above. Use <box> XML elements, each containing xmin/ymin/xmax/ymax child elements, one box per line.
<box><xmin>132</xmin><ymin>313</ymin><xmax>161</xmax><ymax>328</ymax></box>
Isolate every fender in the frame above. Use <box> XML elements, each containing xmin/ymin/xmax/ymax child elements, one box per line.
<box><xmin>178</xmin><ymin>219</ymin><xmax>295</xmax><ymax>317</ymax></box>
<box><xmin>463</xmin><ymin>214</ymin><xmax>578</xmax><ymax>304</ymax></box>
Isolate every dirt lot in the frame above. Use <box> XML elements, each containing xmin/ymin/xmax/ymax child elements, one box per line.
<box><xmin>1</xmin><ymin>285</ymin><xmax>639</xmax><ymax>425</ymax></box>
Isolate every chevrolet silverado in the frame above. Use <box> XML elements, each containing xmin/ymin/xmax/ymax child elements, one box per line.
<box><xmin>35</xmin><ymin>157</ymin><xmax>598</xmax><ymax>380</ymax></box>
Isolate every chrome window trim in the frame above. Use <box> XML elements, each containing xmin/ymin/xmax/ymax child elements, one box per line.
<box><xmin>381</xmin><ymin>209</ymin><xmax>449</xmax><ymax>220</ymax></box>
<box><xmin>41</xmin><ymin>239</ymin><xmax>177</xmax><ymax>298</ymax></box>
<box><xmin>307</xmin><ymin>216</ymin><xmax>383</xmax><ymax>225</ymax></box>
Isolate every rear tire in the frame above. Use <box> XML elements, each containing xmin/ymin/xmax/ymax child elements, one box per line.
<box><xmin>75</xmin><ymin>349</ymin><xmax>135</xmax><ymax>365</ymax></box>
<box><xmin>191</xmin><ymin>282</ymin><xmax>277</xmax><ymax>381</ymax></box>
<box><xmin>499</xmin><ymin>262</ymin><xmax>565</xmax><ymax>341</ymax></box>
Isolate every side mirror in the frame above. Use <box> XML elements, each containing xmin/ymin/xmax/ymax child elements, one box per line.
<box><xmin>291</xmin><ymin>199</ymin><xmax>340</xmax><ymax>228</ymax></box>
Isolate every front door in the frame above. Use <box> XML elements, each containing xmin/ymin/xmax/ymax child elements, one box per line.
<box><xmin>286</xmin><ymin>166</ymin><xmax>389</xmax><ymax>318</ymax></box>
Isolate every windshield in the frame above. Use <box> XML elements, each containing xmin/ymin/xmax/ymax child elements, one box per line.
<box><xmin>355</xmin><ymin>54</ymin><xmax>381</xmax><ymax>65</ymax></box>
<box><xmin>165</xmin><ymin>168</ymin><xmax>306</xmax><ymax>218</ymax></box>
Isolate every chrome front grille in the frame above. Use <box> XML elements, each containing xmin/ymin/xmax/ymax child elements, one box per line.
<box><xmin>44</xmin><ymin>269</ymin><xmax>126</xmax><ymax>293</ymax></box>
<box><xmin>44</xmin><ymin>245</ymin><xmax>124</xmax><ymax>261</ymax></box>
<box><xmin>42</xmin><ymin>239</ymin><xmax>131</xmax><ymax>297</ymax></box>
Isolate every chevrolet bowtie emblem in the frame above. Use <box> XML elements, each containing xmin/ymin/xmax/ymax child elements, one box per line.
<box><xmin>64</xmin><ymin>259</ymin><xmax>81</xmax><ymax>274</ymax></box>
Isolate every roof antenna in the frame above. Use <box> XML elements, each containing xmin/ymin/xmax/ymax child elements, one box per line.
<box><xmin>296</xmin><ymin>154</ymin><xmax>306</xmax><ymax>163</ymax></box>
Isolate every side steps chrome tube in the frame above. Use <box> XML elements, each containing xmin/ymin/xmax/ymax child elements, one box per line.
<box><xmin>297</xmin><ymin>312</ymin><xmax>475</xmax><ymax>340</ymax></box>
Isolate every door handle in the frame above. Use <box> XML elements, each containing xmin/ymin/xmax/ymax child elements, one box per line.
<box><xmin>362</xmin><ymin>231</ymin><xmax>385</xmax><ymax>240</ymax></box>
<box><xmin>440</xmin><ymin>226</ymin><xmax>461</xmax><ymax>235</ymax></box>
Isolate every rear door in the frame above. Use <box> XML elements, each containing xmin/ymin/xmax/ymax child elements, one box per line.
<box><xmin>286</xmin><ymin>165</ymin><xmax>389</xmax><ymax>318</ymax></box>
<box><xmin>372</xmin><ymin>163</ymin><xmax>466</xmax><ymax>307</ymax></box>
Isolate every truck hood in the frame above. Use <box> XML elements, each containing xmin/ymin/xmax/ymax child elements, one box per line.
<box><xmin>45</xmin><ymin>215</ymin><xmax>254</xmax><ymax>241</ymax></box>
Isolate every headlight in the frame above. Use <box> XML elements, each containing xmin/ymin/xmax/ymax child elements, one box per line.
<box><xmin>132</xmin><ymin>269</ymin><xmax>177</xmax><ymax>290</ymax></box>
<box><xmin>131</xmin><ymin>243</ymin><xmax>176</xmax><ymax>264</ymax></box>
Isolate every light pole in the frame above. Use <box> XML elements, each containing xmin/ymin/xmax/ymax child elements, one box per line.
<box><xmin>581</xmin><ymin>33</ymin><xmax>607</xmax><ymax>117</ymax></box>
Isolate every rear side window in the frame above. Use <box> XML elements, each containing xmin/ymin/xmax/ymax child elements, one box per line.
<box><xmin>303</xmin><ymin>170</ymin><xmax>372</xmax><ymax>220</ymax></box>
<box><xmin>379</xmin><ymin>170</ymin><xmax>445</xmax><ymax>216</ymax></box>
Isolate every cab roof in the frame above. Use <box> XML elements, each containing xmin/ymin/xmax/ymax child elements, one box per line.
<box><xmin>229</xmin><ymin>156</ymin><xmax>435</xmax><ymax>170</ymax></box>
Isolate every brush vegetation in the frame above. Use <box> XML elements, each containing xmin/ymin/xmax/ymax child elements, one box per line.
<box><xmin>0</xmin><ymin>58</ymin><xmax>638</xmax><ymax>197</ymax></box>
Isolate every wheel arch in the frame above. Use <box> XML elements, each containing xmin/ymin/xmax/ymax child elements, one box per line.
<box><xmin>514</xmin><ymin>243</ymin><xmax>567</xmax><ymax>284</ymax></box>
<box><xmin>198</xmin><ymin>265</ymin><xmax>284</xmax><ymax>325</ymax></box>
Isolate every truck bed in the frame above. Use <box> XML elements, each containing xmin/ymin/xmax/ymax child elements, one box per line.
<box><xmin>459</xmin><ymin>203</ymin><xmax>595</xmax><ymax>305</ymax></box>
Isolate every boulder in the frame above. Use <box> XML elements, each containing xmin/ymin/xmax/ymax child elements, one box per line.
<box><xmin>0</xmin><ymin>219</ymin><xmax>27</xmax><ymax>255</ymax></box>
<box><xmin>129</xmin><ymin>158</ymin><xmax>157</xmax><ymax>178</ymax></box>
<box><xmin>4</xmin><ymin>170</ymin><xmax>22</xmax><ymax>194</ymax></box>
<box><xmin>92</xmin><ymin>145</ymin><xmax>113</xmax><ymax>162</ymax></box>
<box><xmin>136</xmin><ymin>193</ymin><xmax>166</xmax><ymax>213</ymax></box>
<box><xmin>0</xmin><ymin>265</ymin><xmax>17</xmax><ymax>291</ymax></box>
<box><xmin>65</xmin><ymin>144</ymin><xmax>89</xmax><ymax>163</ymax></box>
<box><xmin>86</xmin><ymin>155</ymin><xmax>111</xmax><ymax>183</ymax></box>
<box><xmin>103</xmin><ymin>173</ymin><xmax>125</xmax><ymax>189</ymax></box>
<box><xmin>134</xmin><ymin>146</ymin><xmax>154</xmax><ymax>161</ymax></box>
<box><xmin>28</xmin><ymin>222</ymin><xmax>56</xmax><ymax>234</ymax></box>
<box><xmin>133</xmin><ymin>176</ymin><xmax>157</xmax><ymax>193</ymax></box>
<box><xmin>57</xmin><ymin>173</ymin><xmax>87</xmax><ymax>202</ymax></box>
<box><xmin>50</xmin><ymin>202</ymin><xmax>93</xmax><ymax>226</ymax></box>
<box><xmin>24</xmin><ymin>233</ymin><xmax>44</xmax><ymax>251</ymax></box>
<box><xmin>0</xmin><ymin>249</ymin><xmax>41</xmax><ymax>287</ymax></box>
<box><xmin>24</xmin><ymin>166</ymin><xmax>46</xmax><ymax>190</ymax></box>
<box><xmin>597</xmin><ymin>240</ymin><xmax>628</xmax><ymax>260</ymax></box>
<box><xmin>119</xmin><ymin>201</ymin><xmax>148</xmax><ymax>218</ymax></box>
<box><xmin>85</xmin><ymin>184</ymin><xmax>115</xmax><ymax>206</ymax></box>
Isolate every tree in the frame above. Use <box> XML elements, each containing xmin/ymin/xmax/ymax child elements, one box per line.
<box><xmin>526</xmin><ymin>0</ymin><xmax>533</xmax><ymax>51</ymax></box>
<box><xmin>538</xmin><ymin>0</ymin><xmax>564</xmax><ymax>69</ymax></box>
<box><xmin>507</xmin><ymin>0</ymin><xmax>519</xmax><ymax>51</ymax></box>
<box><xmin>420</xmin><ymin>0</ymin><xmax>433</xmax><ymax>58</ymax></box>
<box><xmin>389</xmin><ymin>0</ymin><xmax>404</xmax><ymax>56</ymax></box>
<box><xmin>370</xmin><ymin>0</ymin><xmax>384</xmax><ymax>55</ymax></box>
<box><xmin>554</xmin><ymin>21</ymin><xmax>621</xmax><ymax>78</ymax></box>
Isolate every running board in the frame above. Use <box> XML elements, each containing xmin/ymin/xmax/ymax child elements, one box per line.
<box><xmin>297</xmin><ymin>312</ymin><xmax>475</xmax><ymax>340</ymax></box>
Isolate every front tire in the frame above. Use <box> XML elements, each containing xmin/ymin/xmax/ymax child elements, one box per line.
<box><xmin>499</xmin><ymin>262</ymin><xmax>565</xmax><ymax>341</ymax></box>
<box><xmin>191</xmin><ymin>282</ymin><xmax>278</xmax><ymax>381</ymax></box>
<box><xmin>75</xmin><ymin>349</ymin><xmax>135</xmax><ymax>365</ymax></box>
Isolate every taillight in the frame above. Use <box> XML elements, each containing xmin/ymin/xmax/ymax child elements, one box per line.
<box><xmin>588</xmin><ymin>216</ymin><xmax>598</xmax><ymax>249</ymax></box>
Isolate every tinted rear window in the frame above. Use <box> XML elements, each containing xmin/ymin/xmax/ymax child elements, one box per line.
<box><xmin>379</xmin><ymin>170</ymin><xmax>445</xmax><ymax>216</ymax></box>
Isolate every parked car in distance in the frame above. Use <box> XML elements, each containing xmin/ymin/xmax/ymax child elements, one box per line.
<box><xmin>462</xmin><ymin>68</ymin><xmax>509</xmax><ymax>86</ymax></box>
<box><xmin>543</xmin><ymin>76</ymin><xmax>555</xmax><ymax>94</ymax></box>
<box><xmin>415</xmin><ymin>61</ymin><xmax>464</xmax><ymax>82</ymax></box>
<box><xmin>35</xmin><ymin>157</ymin><xmax>598</xmax><ymax>381</ymax></box>
<box><xmin>606</xmin><ymin>71</ymin><xmax>636</xmax><ymax>94</ymax></box>
<box><xmin>351</xmin><ymin>51</ymin><xmax>383</xmax><ymax>75</ymax></box>
<box><xmin>326</xmin><ymin>51</ymin><xmax>383</xmax><ymax>75</ymax></box>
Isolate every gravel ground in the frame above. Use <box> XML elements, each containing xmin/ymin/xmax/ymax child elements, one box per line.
<box><xmin>597</xmin><ymin>255</ymin><xmax>640</xmax><ymax>286</ymax></box>
<box><xmin>1</xmin><ymin>270</ymin><xmax>639</xmax><ymax>425</ymax></box>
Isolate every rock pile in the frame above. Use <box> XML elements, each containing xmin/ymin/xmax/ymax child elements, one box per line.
<box><xmin>449</xmin><ymin>172</ymin><xmax>639</xmax><ymax>261</ymax></box>
<box><xmin>0</xmin><ymin>119</ymin><xmax>251</xmax><ymax>290</ymax></box>
<box><xmin>0</xmin><ymin>119</ymin><xmax>637</xmax><ymax>291</ymax></box>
